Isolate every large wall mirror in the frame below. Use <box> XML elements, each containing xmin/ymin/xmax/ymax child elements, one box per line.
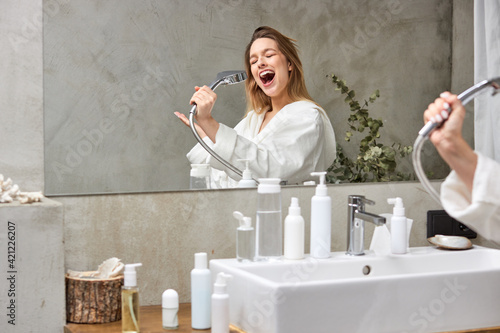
<box><xmin>44</xmin><ymin>0</ymin><xmax>454</xmax><ymax>195</ymax></box>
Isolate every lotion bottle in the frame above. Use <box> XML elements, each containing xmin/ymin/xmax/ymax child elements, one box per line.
<box><xmin>211</xmin><ymin>272</ymin><xmax>232</xmax><ymax>333</ymax></box>
<box><xmin>284</xmin><ymin>197</ymin><xmax>305</xmax><ymax>260</ymax></box>
<box><xmin>191</xmin><ymin>252</ymin><xmax>211</xmax><ymax>329</ymax></box>
<box><xmin>122</xmin><ymin>263</ymin><xmax>142</xmax><ymax>333</ymax></box>
<box><xmin>388</xmin><ymin>197</ymin><xmax>407</xmax><ymax>254</ymax></box>
<box><xmin>233</xmin><ymin>211</ymin><xmax>256</xmax><ymax>262</ymax></box>
<box><xmin>309</xmin><ymin>172</ymin><xmax>331</xmax><ymax>259</ymax></box>
<box><xmin>237</xmin><ymin>159</ymin><xmax>257</xmax><ymax>188</ymax></box>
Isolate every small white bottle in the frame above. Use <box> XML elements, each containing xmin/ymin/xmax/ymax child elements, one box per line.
<box><xmin>237</xmin><ymin>159</ymin><xmax>257</xmax><ymax>188</ymax></box>
<box><xmin>233</xmin><ymin>211</ymin><xmax>256</xmax><ymax>262</ymax></box>
<box><xmin>162</xmin><ymin>289</ymin><xmax>179</xmax><ymax>330</ymax></box>
<box><xmin>191</xmin><ymin>253</ymin><xmax>211</xmax><ymax>329</ymax></box>
<box><xmin>388</xmin><ymin>197</ymin><xmax>407</xmax><ymax>254</ymax></box>
<box><xmin>211</xmin><ymin>272</ymin><xmax>232</xmax><ymax>333</ymax></box>
<box><xmin>284</xmin><ymin>197</ymin><xmax>305</xmax><ymax>260</ymax></box>
<box><xmin>122</xmin><ymin>263</ymin><xmax>142</xmax><ymax>333</ymax></box>
<box><xmin>309</xmin><ymin>172</ymin><xmax>332</xmax><ymax>259</ymax></box>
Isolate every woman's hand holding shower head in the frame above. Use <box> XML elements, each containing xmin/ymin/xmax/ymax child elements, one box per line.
<box><xmin>423</xmin><ymin>92</ymin><xmax>476</xmax><ymax>191</ymax></box>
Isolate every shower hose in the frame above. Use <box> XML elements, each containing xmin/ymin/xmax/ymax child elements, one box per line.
<box><xmin>412</xmin><ymin>77</ymin><xmax>500</xmax><ymax>204</ymax></box>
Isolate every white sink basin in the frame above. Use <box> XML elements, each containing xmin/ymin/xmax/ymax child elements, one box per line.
<box><xmin>210</xmin><ymin>246</ymin><xmax>500</xmax><ymax>333</ymax></box>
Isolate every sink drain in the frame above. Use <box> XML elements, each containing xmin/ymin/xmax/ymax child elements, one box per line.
<box><xmin>362</xmin><ymin>265</ymin><xmax>371</xmax><ymax>275</ymax></box>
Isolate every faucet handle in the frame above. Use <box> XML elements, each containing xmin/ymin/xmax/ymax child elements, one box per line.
<box><xmin>348</xmin><ymin>195</ymin><xmax>375</xmax><ymax>207</ymax></box>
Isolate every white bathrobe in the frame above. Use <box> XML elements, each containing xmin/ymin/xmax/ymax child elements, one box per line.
<box><xmin>441</xmin><ymin>152</ymin><xmax>500</xmax><ymax>243</ymax></box>
<box><xmin>187</xmin><ymin>100</ymin><xmax>336</xmax><ymax>187</ymax></box>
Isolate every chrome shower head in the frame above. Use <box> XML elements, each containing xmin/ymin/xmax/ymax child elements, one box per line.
<box><xmin>414</xmin><ymin>76</ymin><xmax>500</xmax><ymax>204</ymax></box>
<box><xmin>457</xmin><ymin>76</ymin><xmax>500</xmax><ymax>106</ymax></box>
<box><xmin>189</xmin><ymin>70</ymin><xmax>247</xmax><ymax>117</ymax></box>
<box><xmin>209</xmin><ymin>70</ymin><xmax>247</xmax><ymax>90</ymax></box>
<box><xmin>418</xmin><ymin>76</ymin><xmax>500</xmax><ymax>138</ymax></box>
<box><xmin>187</xmin><ymin>70</ymin><xmax>250</xmax><ymax>180</ymax></box>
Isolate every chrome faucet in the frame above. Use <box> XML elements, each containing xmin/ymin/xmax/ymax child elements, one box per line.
<box><xmin>347</xmin><ymin>195</ymin><xmax>386</xmax><ymax>256</ymax></box>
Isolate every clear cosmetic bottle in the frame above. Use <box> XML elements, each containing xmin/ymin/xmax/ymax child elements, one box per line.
<box><xmin>190</xmin><ymin>164</ymin><xmax>211</xmax><ymax>189</ymax></box>
<box><xmin>233</xmin><ymin>211</ymin><xmax>255</xmax><ymax>262</ymax></box>
<box><xmin>255</xmin><ymin>178</ymin><xmax>282</xmax><ymax>261</ymax></box>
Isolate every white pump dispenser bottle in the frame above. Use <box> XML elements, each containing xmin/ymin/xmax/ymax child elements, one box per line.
<box><xmin>237</xmin><ymin>159</ymin><xmax>257</xmax><ymax>188</ymax></box>
<box><xmin>211</xmin><ymin>272</ymin><xmax>233</xmax><ymax>333</ymax></box>
<box><xmin>388</xmin><ymin>197</ymin><xmax>407</xmax><ymax>254</ymax></box>
<box><xmin>284</xmin><ymin>197</ymin><xmax>305</xmax><ymax>260</ymax></box>
<box><xmin>122</xmin><ymin>263</ymin><xmax>142</xmax><ymax>333</ymax></box>
<box><xmin>310</xmin><ymin>172</ymin><xmax>331</xmax><ymax>259</ymax></box>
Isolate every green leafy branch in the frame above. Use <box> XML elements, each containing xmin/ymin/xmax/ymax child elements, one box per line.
<box><xmin>327</xmin><ymin>74</ymin><xmax>414</xmax><ymax>183</ymax></box>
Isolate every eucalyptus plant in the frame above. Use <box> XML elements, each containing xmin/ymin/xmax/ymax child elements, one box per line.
<box><xmin>327</xmin><ymin>74</ymin><xmax>414</xmax><ymax>183</ymax></box>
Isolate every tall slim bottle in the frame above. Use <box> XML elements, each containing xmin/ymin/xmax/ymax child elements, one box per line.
<box><xmin>122</xmin><ymin>263</ymin><xmax>142</xmax><ymax>333</ymax></box>
<box><xmin>191</xmin><ymin>252</ymin><xmax>211</xmax><ymax>329</ymax></box>
<box><xmin>310</xmin><ymin>172</ymin><xmax>332</xmax><ymax>259</ymax></box>
<box><xmin>255</xmin><ymin>178</ymin><xmax>282</xmax><ymax>261</ymax></box>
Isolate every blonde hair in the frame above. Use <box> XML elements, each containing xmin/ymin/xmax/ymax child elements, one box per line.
<box><xmin>244</xmin><ymin>26</ymin><xmax>314</xmax><ymax>114</ymax></box>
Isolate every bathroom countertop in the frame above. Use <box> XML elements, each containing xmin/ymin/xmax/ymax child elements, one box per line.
<box><xmin>64</xmin><ymin>303</ymin><xmax>500</xmax><ymax>333</ymax></box>
<box><xmin>64</xmin><ymin>303</ymin><xmax>243</xmax><ymax>333</ymax></box>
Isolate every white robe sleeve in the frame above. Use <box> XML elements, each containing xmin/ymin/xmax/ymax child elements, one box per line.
<box><xmin>440</xmin><ymin>152</ymin><xmax>500</xmax><ymax>243</ymax></box>
<box><xmin>186</xmin><ymin>136</ymin><xmax>215</xmax><ymax>164</ymax></box>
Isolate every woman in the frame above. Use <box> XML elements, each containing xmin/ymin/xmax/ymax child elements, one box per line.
<box><xmin>424</xmin><ymin>92</ymin><xmax>500</xmax><ymax>243</ymax></box>
<box><xmin>175</xmin><ymin>26</ymin><xmax>336</xmax><ymax>187</ymax></box>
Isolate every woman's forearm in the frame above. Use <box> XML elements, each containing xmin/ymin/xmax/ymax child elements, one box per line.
<box><xmin>437</xmin><ymin>136</ymin><xmax>477</xmax><ymax>191</ymax></box>
<box><xmin>197</xmin><ymin>118</ymin><xmax>220</xmax><ymax>143</ymax></box>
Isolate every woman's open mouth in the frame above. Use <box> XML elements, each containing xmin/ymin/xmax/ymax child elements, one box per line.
<box><xmin>259</xmin><ymin>70</ymin><xmax>275</xmax><ymax>87</ymax></box>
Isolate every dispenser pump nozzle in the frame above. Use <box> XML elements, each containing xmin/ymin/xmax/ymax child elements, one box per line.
<box><xmin>214</xmin><ymin>272</ymin><xmax>232</xmax><ymax>294</ymax></box>
<box><xmin>237</xmin><ymin>159</ymin><xmax>252</xmax><ymax>180</ymax></box>
<box><xmin>237</xmin><ymin>159</ymin><xmax>257</xmax><ymax>188</ymax></box>
<box><xmin>311</xmin><ymin>172</ymin><xmax>327</xmax><ymax>196</ymax></box>
<box><xmin>233</xmin><ymin>211</ymin><xmax>252</xmax><ymax>229</ymax></box>
<box><xmin>387</xmin><ymin>197</ymin><xmax>405</xmax><ymax>216</ymax></box>
<box><xmin>289</xmin><ymin>197</ymin><xmax>301</xmax><ymax>215</ymax></box>
<box><xmin>124</xmin><ymin>263</ymin><xmax>142</xmax><ymax>287</ymax></box>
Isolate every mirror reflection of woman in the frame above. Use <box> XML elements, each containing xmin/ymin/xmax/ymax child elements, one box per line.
<box><xmin>175</xmin><ymin>26</ymin><xmax>336</xmax><ymax>187</ymax></box>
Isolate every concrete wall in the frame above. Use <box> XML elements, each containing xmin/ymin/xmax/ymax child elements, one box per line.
<box><xmin>1</xmin><ymin>0</ymin><xmax>493</xmax><ymax>331</ymax></box>
<box><xmin>0</xmin><ymin>199</ymin><xmax>65</xmax><ymax>333</ymax></box>
<box><xmin>451</xmin><ymin>0</ymin><xmax>475</xmax><ymax>148</ymax></box>
<box><xmin>0</xmin><ymin>0</ymin><xmax>44</xmax><ymax>190</ymax></box>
